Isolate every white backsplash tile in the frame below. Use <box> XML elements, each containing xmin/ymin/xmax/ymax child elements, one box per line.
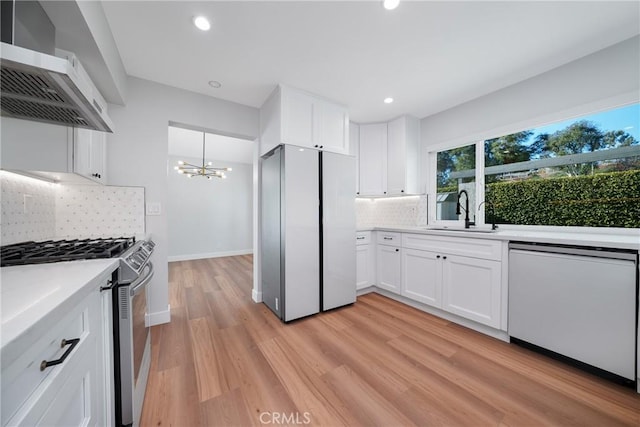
<box><xmin>356</xmin><ymin>195</ymin><xmax>428</xmax><ymax>228</ymax></box>
<box><xmin>1</xmin><ymin>171</ymin><xmax>145</xmax><ymax>245</ymax></box>
<box><xmin>55</xmin><ymin>185</ymin><xmax>145</xmax><ymax>239</ymax></box>
<box><xmin>1</xmin><ymin>172</ymin><xmax>57</xmax><ymax>244</ymax></box>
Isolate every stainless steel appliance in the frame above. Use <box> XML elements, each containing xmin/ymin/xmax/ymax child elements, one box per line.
<box><xmin>0</xmin><ymin>236</ymin><xmax>155</xmax><ymax>425</ymax></box>
<box><xmin>0</xmin><ymin>0</ymin><xmax>113</xmax><ymax>132</ymax></box>
<box><xmin>113</xmin><ymin>240</ymin><xmax>155</xmax><ymax>427</ymax></box>
<box><xmin>261</xmin><ymin>144</ymin><xmax>356</xmax><ymax>322</ymax></box>
<box><xmin>508</xmin><ymin>242</ymin><xmax>638</xmax><ymax>386</ymax></box>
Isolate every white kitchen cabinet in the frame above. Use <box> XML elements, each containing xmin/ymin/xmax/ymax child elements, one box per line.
<box><xmin>358</xmin><ymin>123</ymin><xmax>387</xmax><ymax>196</ymax></box>
<box><xmin>400</xmin><ymin>233</ymin><xmax>503</xmax><ymax>329</ymax></box>
<box><xmin>74</xmin><ymin>128</ymin><xmax>107</xmax><ymax>184</ymax></box>
<box><xmin>376</xmin><ymin>233</ymin><xmax>401</xmax><ymax>293</ymax></box>
<box><xmin>356</xmin><ymin>231</ymin><xmax>375</xmax><ymax>290</ymax></box>
<box><xmin>442</xmin><ymin>255</ymin><xmax>501</xmax><ymax>328</ymax></box>
<box><xmin>349</xmin><ymin>122</ymin><xmax>360</xmax><ymax>194</ymax></box>
<box><xmin>402</xmin><ymin>248</ymin><xmax>441</xmax><ymax>307</ymax></box>
<box><xmin>261</xmin><ymin>85</ymin><xmax>349</xmax><ymax>156</ymax></box>
<box><xmin>386</xmin><ymin>116</ymin><xmax>420</xmax><ymax>195</ymax></box>
<box><xmin>1</xmin><ymin>284</ymin><xmax>109</xmax><ymax>427</ymax></box>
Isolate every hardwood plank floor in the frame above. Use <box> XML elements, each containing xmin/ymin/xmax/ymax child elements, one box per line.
<box><xmin>141</xmin><ymin>256</ymin><xmax>640</xmax><ymax>426</ymax></box>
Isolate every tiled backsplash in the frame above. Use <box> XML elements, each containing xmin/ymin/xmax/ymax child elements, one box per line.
<box><xmin>1</xmin><ymin>171</ymin><xmax>145</xmax><ymax>245</ymax></box>
<box><xmin>356</xmin><ymin>195</ymin><xmax>428</xmax><ymax>228</ymax></box>
<box><xmin>56</xmin><ymin>185</ymin><xmax>145</xmax><ymax>239</ymax></box>
<box><xmin>1</xmin><ymin>172</ymin><xmax>57</xmax><ymax>244</ymax></box>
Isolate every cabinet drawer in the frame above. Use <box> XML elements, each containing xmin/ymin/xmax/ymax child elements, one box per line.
<box><xmin>356</xmin><ymin>231</ymin><xmax>371</xmax><ymax>245</ymax></box>
<box><xmin>377</xmin><ymin>231</ymin><xmax>401</xmax><ymax>247</ymax></box>
<box><xmin>1</xmin><ymin>293</ymin><xmax>96</xmax><ymax>426</ymax></box>
<box><xmin>402</xmin><ymin>233</ymin><xmax>503</xmax><ymax>261</ymax></box>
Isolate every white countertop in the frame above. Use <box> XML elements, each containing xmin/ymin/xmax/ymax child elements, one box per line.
<box><xmin>1</xmin><ymin>259</ymin><xmax>119</xmax><ymax>363</ymax></box>
<box><xmin>358</xmin><ymin>226</ymin><xmax>640</xmax><ymax>250</ymax></box>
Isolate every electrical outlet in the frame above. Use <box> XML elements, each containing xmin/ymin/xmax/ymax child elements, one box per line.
<box><xmin>146</xmin><ymin>202</ymin><xmax>162</xmax><ymax>216</ymax></box>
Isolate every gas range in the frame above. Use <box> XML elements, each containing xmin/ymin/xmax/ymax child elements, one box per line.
<box><xmin>0</xmin><ymin>237</ymin><xmax>155</xmax><ymax>284</ymax></box>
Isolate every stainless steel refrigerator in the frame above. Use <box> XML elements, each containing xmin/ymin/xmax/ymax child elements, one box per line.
<box><xmin>261</xmin><ymin>144</ymin><xmax>356</xmax><ymax>322</ymax></box>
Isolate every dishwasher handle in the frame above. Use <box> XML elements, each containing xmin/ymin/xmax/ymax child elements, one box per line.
<box><xmin>508</xmin><ymin>242</ymin><xmax>637</xmax><ymax>262</ymax></box>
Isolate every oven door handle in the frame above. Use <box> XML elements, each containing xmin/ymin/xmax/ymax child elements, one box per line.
<box><xmin>130</xmin><ymin>262</ymin><xmax>154</xmax><ymax>296</ymax></box>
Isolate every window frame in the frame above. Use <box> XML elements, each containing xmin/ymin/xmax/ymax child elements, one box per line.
<box><xmin>426</xmin><ymin>101</ymin><xmax>640</xmax><ymax>233</ymax></box>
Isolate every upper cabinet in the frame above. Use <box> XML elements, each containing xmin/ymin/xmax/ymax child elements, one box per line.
<box><xmin>74</xmin><ymin>128</ymin><xmax>107</xmax><ymax>184</ymax></box>
<box><xmin>349</xmin><ymin>122</ymin><xmax>360</xmax><ymax>194</ymax></box>
<box><xmin>387</xmin><ymin>116</ymin><xmax>420</xmax><ymax>195</ymax></box>
<box><xmin>356</xmin><ymin>115</ymin><xmax>421</xmax><ymax>196</ymax></box>
<box><xmin>358</xmin><ymin>123</ymin><xmax>387</xmax><ymax>196</ymax></box>
<box><xmin>260</xmin><ymin>85</ymin><xmax>349</xmax><ymax>156</ymax></box>
<box><xmin>0</xmin><ymin>117</ymin><xmax>108</xmax><ymax>184</ymax></box>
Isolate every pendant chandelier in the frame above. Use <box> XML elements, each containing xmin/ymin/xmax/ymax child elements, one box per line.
<box><xmin>174</xmin><ymin>132</ymin><xmax>232</xmax><ymax>180</ymax></box>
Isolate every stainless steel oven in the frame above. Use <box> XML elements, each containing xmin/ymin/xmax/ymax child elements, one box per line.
<box><xmin>113</xmin><ymin>240</ymin><xmax>155</xmax><ymax>427</ymax></box>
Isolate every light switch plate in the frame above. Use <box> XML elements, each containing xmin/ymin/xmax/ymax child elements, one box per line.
<box><xmin>146</xmin><ymin>202</ymin><xmax>162</xmax><ymax>216</ymax></box>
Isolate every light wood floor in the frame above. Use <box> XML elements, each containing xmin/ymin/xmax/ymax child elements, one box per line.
<box><xmin>140</xmin><ymin>256</ymin><xmax>640</xmax><ymax>426</ymax></box>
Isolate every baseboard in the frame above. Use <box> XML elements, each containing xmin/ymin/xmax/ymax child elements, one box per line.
<box><xmin>168</xmin><ymin>249</ymin><xmax>253</xmax><ymax>262</ymax></box>
<box><xmin>146</xmin><ymin>304</ymin><xmax>171</xmax><ymax>326</ymax></box>
<box><xmin>252</xmin><ymin>289</ymin><xmax>262</xmax><ymax>303</ymax></box>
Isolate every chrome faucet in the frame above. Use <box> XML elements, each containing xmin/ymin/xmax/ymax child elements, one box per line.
<box><xmin>478</xmin><ymin>201</ymin><xmax>498</xmax><ymax>230</ymax></box>
<box><xmin>456</xmin><ymin>190</ymin><xmax>475</xmax><ymax>229</ymax></box>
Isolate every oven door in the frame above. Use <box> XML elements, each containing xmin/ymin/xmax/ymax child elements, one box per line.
<box><xmin>116</xmin><ymin>262</ymin><xmax>154</xmax><ymax>427</ymax></box>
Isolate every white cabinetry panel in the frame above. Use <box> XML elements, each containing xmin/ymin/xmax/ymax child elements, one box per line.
<box><xmin>358</xmin><ymin>123</ymin><xmax>387</xmax><ymax>196</ymax></box>
<box><xmin>402</xmin><ymin>248</ymin><xmax>441</xmax><ymax>307</ymax></box>
<box><xmin>376</xmin><ymin>244</ymin><xmax>401</xmax><ymax>293</ymax></box>
<box><xmin>442</xmin><ymin>255</ymin><xmax>501</xmax><ymax>328</ymax></box>
<box><xmin>386</xmin><ymin>116</ymin><xmax>420</xmax><ymax>195</ymax></box>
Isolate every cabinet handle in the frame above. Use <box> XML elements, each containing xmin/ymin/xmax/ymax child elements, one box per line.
<box><xmin>314</xmin><ymin>145</ymin><xmax>319</xmax><ymax>148</ymax></box>
<box><xmin>356</xmin><ymin>192</ymin><xmax>360</xmax><ymax>195</ymax></box>
<box><xmin>436</xmin><ymin>255</ymin><xmax>441</xmax><ymax>259</ymax></box>
<box><xmin>320</xmin><ymin>145</ymin><xmax>324</xmax><ymax>149</ymax></box>
<box><xmin>401</xmin><ymin>190</ymin><xmax>404</xmax><ymax>193</ymax></box>
<box><xmin>383</xmin><ymin>237</ymin><xmax>393</xmax><ymax>240</ymax></box>
<box><xmin>443</xmin><ymin>256</ymin><xmax>447</xmax><ymax>260</ymax></box>
<box><xmin>92</xmin><ymin>173</ymin><xmax>101</xmax><ymax>179</ymax></box>
<box><xmin>357</xmin><ymin>237</ymin><xmax>365</xmax><ymax>240</ymax></box>
<box><xmin>384</xmin><ymin>191</ymin><xmax>387</xmax><ymax>194</ymax></box>
<box><xmin>40</xmin><ymin>338</ymin><xmax>80</xmax><ymax>371</ymax></box>
<box><xmin>395</xmin><ymin>249</ymin><xmax>399</xmax><ymax>252</ymax></box>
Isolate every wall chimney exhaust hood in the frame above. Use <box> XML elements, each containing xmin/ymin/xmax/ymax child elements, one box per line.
<box><xmin>0</xmin><ymin>1</ymin><xmax>114</xmax><ymax>132</ymax></box>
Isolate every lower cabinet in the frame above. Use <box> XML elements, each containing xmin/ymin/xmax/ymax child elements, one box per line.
<box><xmin>401</xmin><ymin>248</ymin><xmax>441</xmax><ymax>307</ymax></box>
<box><xmin>441</xmin><ymin>254</ymin><xmax>501</xmax><ymax>328</ymax></box>
<box><xmin>376</xmin><ymin>244</ymin><xmax>401</xmax><ymax>293</ymax></box>
<box><xmin>399</xmin><ymin>234</ymin><xmax>503</xmax><ymax>329</ymax></box>
<box><xmin>2</xmin><ymin>285</ymin><xmax>109</xmax><ymax>426</ymax></box>
<box><xmin>356</xmin><ymin>244</ymin><xmax>373</xmax><ymax>289</ymax></box>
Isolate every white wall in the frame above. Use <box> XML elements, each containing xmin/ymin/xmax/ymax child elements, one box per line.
<box><xmin>167</xmin><ymin>156</ymin><xmax>253</xmax><ymax>261</ymax></box>
<box><xmin>421</xmin><ymin>36</ymin><xmax>640</xmax><ymax>150</ymax></box>
<box><xmin>107</xmin><ymin>76</ymin><xmax>259</xmax><ymax>325</ymax></box>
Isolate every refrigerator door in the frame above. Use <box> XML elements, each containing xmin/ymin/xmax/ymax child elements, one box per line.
<box><xmin>260</xmin><ymin>147</ymin><xmax>283</xmax><ymax>318</ymax></box>
<box><xmin>283</xmin><ymin>145</ymin><xmax>320</xmax><ymax>321</ymax></box>
<box><xmin>321</xmin><ymin>151</ymin><xmax>356</xmax><ymax>311</ymax></box>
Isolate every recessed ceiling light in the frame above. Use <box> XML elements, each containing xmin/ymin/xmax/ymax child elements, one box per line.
<box><xmin>384</xmin><ymin>97</ymin><xmax>394</xmax><ymax>104</ymax></box>
<box><xmin>208</xmin><ymin>80</ymin><xmax>222</xmax><ymax>88</ymax></box>
<box><xmin>193</xmin><ymin>16</ymin><xmax>211</xmax><ymax>31</ymax></box>
<box><xmin>383</xmin><ymin>0</ymin><xmax>400</xmax><ymax>11</ymax></box>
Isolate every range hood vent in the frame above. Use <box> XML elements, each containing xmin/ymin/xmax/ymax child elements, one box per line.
<box><xmin>1</xmin><ymin>42</ymin><xmax>114</xmax><ymax>132</ymax></box>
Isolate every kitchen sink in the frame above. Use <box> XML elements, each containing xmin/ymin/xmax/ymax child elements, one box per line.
<box><xmin>426</xmin><ymin>226</ymin><xmax>497</xmax><ymax>233</ymax></box>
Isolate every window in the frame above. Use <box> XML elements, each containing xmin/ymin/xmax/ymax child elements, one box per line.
<box><xmin>435</xmin><ymin>144</ymin><xmax>476</xmax><ymax>221</ymax></box>
<box><xmin>430</xmin><ymin>103</ymin><xmax>640</xmax><ymax>229</ymax></box>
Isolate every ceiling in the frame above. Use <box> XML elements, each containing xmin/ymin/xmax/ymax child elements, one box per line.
<box><xmin>102</xmin><ymin>1</ymin><xmax>639</xmax><ymax>123</ymax></box>
<box><xmin>168</xmin><ymin>126</ymin><xmax>254</xmax><ymax>164</ymax></box>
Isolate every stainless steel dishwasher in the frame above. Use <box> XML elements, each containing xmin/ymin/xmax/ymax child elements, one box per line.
<box><xmin>508</xmin><ymin>242</ymin><xmax>638</xmax><ymax>385</ymax></box>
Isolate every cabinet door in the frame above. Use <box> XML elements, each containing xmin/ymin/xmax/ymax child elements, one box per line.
<box><xmin>318</xmin><ymin>101</ymin><xmax>349</xmax><ymax>154</ymax></box>
<box><xmin>356</xmin><ymin>244</ymin><xmax>371</xmax><ymax>290</ymax></box>
<box><xmin>74</xmin><ymin>128</ymin><xmax>106</xmax><ymax>184</ymax></box>
<box><xmin>402</xmin><ymin>248</ymin><xmax>441</xmax><ymax>307</ymax></box>
<box><xmin>359</xmin><ymin>123</ymin><xmax>387</xmax><ymax>196</ymax></box>
<box><xmin>386</xmin><ymin>117</ymin><xmax>406</xmax><ymax>195</ymax></box>
<box><xmin>376</xmin><ymin>244</ymin><xmax>401</xmax><ymax>293</ymax></box>
<box><xmin>281</xmin><ymin>89</ymin><xmax>315</xmax><ymax>147</ymax></box>
<box><xmin>442</xmin><ymin>255</ymin><xmax>501</xmax><ymax>328</ymax></box>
